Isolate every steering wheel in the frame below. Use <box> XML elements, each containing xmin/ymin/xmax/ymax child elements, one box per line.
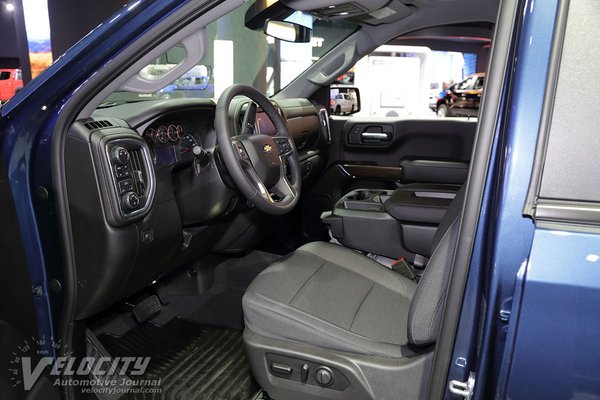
<box><xmin>215</xmin><ymin>84</ymin><xmax>301</xmax><ymax>215</ymax></box>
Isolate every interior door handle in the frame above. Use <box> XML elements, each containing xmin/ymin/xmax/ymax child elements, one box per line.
<box><xmin>361</xmin><ymin>132</ymin><xmax>389</xmax><ymax>140</ymax></box>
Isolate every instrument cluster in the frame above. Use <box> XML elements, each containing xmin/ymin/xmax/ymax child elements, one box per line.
<box><xmin>142</xmin><ymin>121</ymin><xmax>201</xmax><ymax>165</ymax></box>
<box><xmin>144</xmin><ymin>123</ymin><xmax>185</xmax><ymax>145</ymax></box>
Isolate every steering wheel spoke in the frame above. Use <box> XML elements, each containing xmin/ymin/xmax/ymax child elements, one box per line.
<box><xmin>241</xmin><ymin>161</ymin><xmax>274</xmax><ymax>203</ymax></box>
<box><xmin>270</xmin><ymin>173</ymin><xmax>296</xmax><ymax>204</ymax></box>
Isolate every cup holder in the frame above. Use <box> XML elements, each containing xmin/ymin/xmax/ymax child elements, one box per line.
<box><xmin>346</xmin><ymin>190</ymin><xmax>379</xmax><ymax>201</ymax></box>
<box><xmin>340</xmin><ymin>189</ymin><xmax>394</xmax><ymax>211</ymax></box>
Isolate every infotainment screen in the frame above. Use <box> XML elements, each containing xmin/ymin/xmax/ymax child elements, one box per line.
<box><xmin>255</xmin><ymin>112</ymin><xmax>277</xmax><ymax>135</ymax></box>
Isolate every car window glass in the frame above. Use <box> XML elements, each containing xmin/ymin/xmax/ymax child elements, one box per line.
<box><xmin>138</xmin><ymin>45</ymin><xmax>188</xmax><ymax>80</ymax></box>
<box><xmin>0</xmin><ymin>72</ymin><xmax>9</xmax><ymax>80</ymax></box>
<box><xmin>334</xmin><ymin>36</ymin><xmax>488</xmax><ymax>118</ymax></box>
<box><xmin>103</xmin><ymin>4</ymin><xmax>357</xmax><ymax>105</ymax></box>
<box><xmin>457</xmin><ymin>77</ymin><xmax>473</xmax><ymax>90</ymax></box>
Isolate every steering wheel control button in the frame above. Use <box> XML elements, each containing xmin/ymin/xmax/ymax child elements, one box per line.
<box><xmin>234</xmin><ymin>142</ymin><xmax>250</xmax><ymax>161</ymax></box>
<box><xmin>274</xmin><ymin>137</ymin><xmax>293</xmax><ymax>155</ymax></box>
<box><xmin>315</xmin><ymin>367</ymin><xmax>333</xmax><ymax>386</ymax></box>
<box><xmin>270</xmin><ymin>363</ymin><xmax>292</xmax><ymax>375</ymax></box>
<box><xmin>122</xmin><ymin>192</ymin><xmax>140</xmax><ymax>211</ymax></box>
<box><xmin>111</xmin><ymin>146</ymin><xmax>130</xmax><ymax>165</ymax></box>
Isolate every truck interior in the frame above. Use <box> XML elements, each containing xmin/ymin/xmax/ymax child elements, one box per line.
<box><xmin>46</xmin><ymin>0</ymin><xmax>503</xmax><ymax>398</ymax></box>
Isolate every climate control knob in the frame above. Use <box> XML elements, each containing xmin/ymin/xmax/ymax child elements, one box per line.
<box><xmin>111</xmin><ymin>146</ymin><xmax>130</xmax><ymax>165</ymax></box>
<box><xmin>121</xmin><ymin>191</ymin><xmax>140</xmax><ymax>211</ymax></box>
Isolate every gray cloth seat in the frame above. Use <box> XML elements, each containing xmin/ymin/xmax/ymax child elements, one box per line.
<box><xmin>243</xmin><ymin>186</ymin><xmax>465</xmax><ymax>358</ymax></box>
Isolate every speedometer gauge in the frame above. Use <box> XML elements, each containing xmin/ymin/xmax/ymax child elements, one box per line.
<box><xmin>156</xmin><ymin>126</ymin><xmax>168</xmax><ymax>144</ymax></box>
<box><xmin>176</xmin><ymin>125</ymin><xmax>185</xmax><ymax>139</ymax></box>
<box><xmin>167</xmin><ymin>124</ymin><xmax>178</xmax><ymax>142</ymax></box>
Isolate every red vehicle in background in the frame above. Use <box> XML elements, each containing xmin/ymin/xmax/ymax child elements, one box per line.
<box><xmin>0</xmin><ymin>69</ymin><xmax>24</xmax><ymax>104</ymax></box>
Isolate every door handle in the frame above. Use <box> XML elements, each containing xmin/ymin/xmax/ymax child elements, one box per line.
<box><xmin>361</xmin><ymin>132</ymin><xmax>389</xmax><ymax>141</ymax></box>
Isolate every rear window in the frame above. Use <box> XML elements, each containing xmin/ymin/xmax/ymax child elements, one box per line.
<box><xmin>0</xmin><ymin>72</ymin><xmax>10</xmax><ymax>80</ymax></box>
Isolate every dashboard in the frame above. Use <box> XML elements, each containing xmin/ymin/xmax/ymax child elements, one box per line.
<box><xmin>65</xmin><ymin>97</ymin><xmax>329</xmax><ymax>319</ymax></box>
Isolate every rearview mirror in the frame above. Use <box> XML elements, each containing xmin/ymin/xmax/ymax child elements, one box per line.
<box><xmin>264</xmin><ymin>19</ymin><xmax>312</xmax><ymax>43</ymax></box>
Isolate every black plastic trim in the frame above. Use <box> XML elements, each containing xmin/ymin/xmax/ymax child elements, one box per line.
<box><xmin>523</xmin><ymin>0</ymin><xmax>568</xmax><ymax>222</ymax></box>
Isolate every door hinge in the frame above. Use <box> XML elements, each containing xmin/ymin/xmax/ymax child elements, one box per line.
<box><xmin>448</xmin><ymin>372</ymin><xmax>475</xmax><ymax>399</ymax></box>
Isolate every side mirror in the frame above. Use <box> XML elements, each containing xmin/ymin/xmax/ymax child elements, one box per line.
<box><xmin>330</xmin><ymin>86</ymin><xmax>361</xmax><ymax>116</ymax></box>
<box><xmin>264</xmin><ymin>19</ymin><xmax>312</xmax><ymax>43</ymax></box>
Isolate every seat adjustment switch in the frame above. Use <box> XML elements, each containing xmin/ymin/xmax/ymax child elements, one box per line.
<box><xmin>270</xmin><ymin>363</ymin><xmax>292</xmax><ymax>375</ymax></box>
<box><xmin>315</xmin><ymin>367</ymin><xmax>333</xmax><ymax>386</ymax></box>
<box><xmin>301</xmin><ymin>363</ymin><xmax>310</xmax><ymax>383</ymax></box>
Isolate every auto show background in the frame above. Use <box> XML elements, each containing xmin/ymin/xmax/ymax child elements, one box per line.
<box><xmin>1</xmin><ymin>0</ymin><xmax>123</xmax><ymax>83</ymax></box>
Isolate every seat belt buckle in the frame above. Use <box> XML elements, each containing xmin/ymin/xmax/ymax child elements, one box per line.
<box><xmin>391</xmin><ymin>257</ymin><xmax>418</xmax><ymax>282</ymax></box>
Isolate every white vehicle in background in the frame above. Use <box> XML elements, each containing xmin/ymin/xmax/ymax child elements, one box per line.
<box><xmin>330</xmin><ymin>92</ymin><xmax>354</xmax><ymax>114</ymax></box>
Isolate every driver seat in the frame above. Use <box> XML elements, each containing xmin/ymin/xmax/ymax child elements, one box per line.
<box><xmin>242</xmin><ymin>186</ymin><xmax>465</xmax><ymax>400</ymax></box>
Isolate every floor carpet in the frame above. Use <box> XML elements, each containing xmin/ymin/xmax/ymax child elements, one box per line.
<box><xmin>99</xmin><ymin>318</ymin><xmax>261</xmax><ymax>400</ymax></box>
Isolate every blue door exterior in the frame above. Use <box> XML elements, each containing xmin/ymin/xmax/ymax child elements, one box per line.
<box><xmin>446</xmin><ymin>0</ymin><xmax>600</xmax><ymax>399</ymax></box>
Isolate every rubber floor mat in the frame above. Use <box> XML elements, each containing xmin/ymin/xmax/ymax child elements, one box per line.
<box><xmin>99</xmin><ymin>318</ymin><xmax>260</xmax><ymax>400</ymax></box>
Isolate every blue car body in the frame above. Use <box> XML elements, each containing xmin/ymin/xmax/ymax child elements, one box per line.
<box><xmin>1</xmin><ymin>0</ymin><xmax>598</xmax><ymax>398</ymax></box>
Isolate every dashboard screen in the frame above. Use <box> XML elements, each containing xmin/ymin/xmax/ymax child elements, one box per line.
<box><xmin>255</xmin><ymin>112</ymin><xmax>276</xmax><ymax>135</ymax></box>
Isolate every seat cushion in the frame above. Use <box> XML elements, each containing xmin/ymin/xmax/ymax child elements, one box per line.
<box><xmin>242</xmin><ymin>242</ymin><xmax>417</xmax><ymax>358</ymax></box>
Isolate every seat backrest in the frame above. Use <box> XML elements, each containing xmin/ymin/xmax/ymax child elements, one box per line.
<box><xmin>407</xmin><ymin>185</ymin><xmax>465</xmax><ymax>346</ymax></box>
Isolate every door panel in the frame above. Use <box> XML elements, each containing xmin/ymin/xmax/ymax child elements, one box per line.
<box><xmin>302</xmin><ymin>117</ymin><xmax>476</xmax><ymax>241</ymax></box>
<box><xmin>341</xmin><ymin>118</ymin><xmax>476</xmax><ymax>182</ymax></box>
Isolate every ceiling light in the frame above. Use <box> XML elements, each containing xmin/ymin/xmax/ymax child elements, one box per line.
<box><xmin>5</xmin><ymin>3</ymin><xmax>15</xmax><ymax>11</ymax></box>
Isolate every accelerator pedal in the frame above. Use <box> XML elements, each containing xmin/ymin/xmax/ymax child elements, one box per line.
<box><xmin>132</xmin><ymin>294</ymin><xmax>162</xmax><ymax>323</ymax></box>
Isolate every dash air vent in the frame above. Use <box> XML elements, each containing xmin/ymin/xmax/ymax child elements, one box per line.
<box><xmin>85</xmin><ymin>120</ymin><xmax>114</xmax><ymax>130</ymax></box>
<box><xmin>103</xmin><ymin>138</ymin><xmax>155</xmax><ymax>225</ymax></box>
<box><xmin>129</xmin><ymin>148</ymin><xmax>147</xmax><ymax>196</ymax></box>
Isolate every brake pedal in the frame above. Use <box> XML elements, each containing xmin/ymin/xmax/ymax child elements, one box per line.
<box><xmin>132</xmin><ymin>295</ymin><xmax>162</xmax><ymax>323</ymax></box>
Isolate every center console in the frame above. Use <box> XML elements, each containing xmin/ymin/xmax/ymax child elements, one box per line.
<box><xmin>321</xmin><ymin>184</ymin><xmax>459</xmax><ymax>261</ymax></box>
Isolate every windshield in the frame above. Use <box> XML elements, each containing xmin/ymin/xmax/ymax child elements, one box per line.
<box><xmin>103</xmin><ymin>3</ymin><xmax>357</xmax><ymax>105</ymax></box>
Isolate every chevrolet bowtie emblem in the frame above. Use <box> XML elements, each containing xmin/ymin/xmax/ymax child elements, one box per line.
<box><xmin>263</xmin><ymin>144</ymin><xmax>273</xmax><ymax>153</ymax></box>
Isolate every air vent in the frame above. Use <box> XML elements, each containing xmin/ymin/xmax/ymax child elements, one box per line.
<box><xmin>85</xmin><ymin>120</ymin><xmax>114</xmax><ymax>130</ymax></box>
<box><xmin>129</xmin><ymin>148</ymin><xmax>147</xmax><ymax>196</ymax></box>
<box><xmin>104</xmin><ymin>138</ymin><xmax>156</xmax><ymax>226</ymax></box>
<box><xmin>310</xmin><ymin>2</ymin><xmax>367</xmax><ymax>18</ymax></box>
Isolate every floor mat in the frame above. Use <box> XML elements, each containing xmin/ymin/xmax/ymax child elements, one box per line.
<box><xmin>99</xmin><ymin>318</ymin><xmax>260</xmax><ymax>400</ymax></box>
<box><xmin>156</xmin><ymin>251</ymin><xmax>282</xmax><ymax>330</ymax></box>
